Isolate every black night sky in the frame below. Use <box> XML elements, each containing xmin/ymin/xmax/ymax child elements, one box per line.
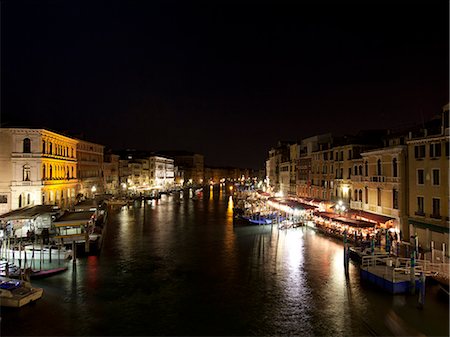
<box><xmin>2</xmin><ymin>1</ymin><xmax>448</xmax><ymax>169</ymax></box>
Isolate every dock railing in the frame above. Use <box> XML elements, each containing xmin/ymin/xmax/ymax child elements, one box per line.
<box><xmin>361</xmin><ymin>255</ymin><xmax>449</xmax><ymax>282</ymax></box>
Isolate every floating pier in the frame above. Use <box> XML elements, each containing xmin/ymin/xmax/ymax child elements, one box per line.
<box><xmin>360</xmin><ymin>255</ymin><xmax>448</xmax><ymax>294</ymax></box>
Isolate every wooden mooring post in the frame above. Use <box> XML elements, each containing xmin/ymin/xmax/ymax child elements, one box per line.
<box><xmin>72</xmin><ymin>241</ymin><xmax>76</xmax><ymax>264</ymax></box>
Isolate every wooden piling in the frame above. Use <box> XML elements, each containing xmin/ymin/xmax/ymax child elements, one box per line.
<box><xmin>40</xmin><ymin>237</ymin><xmax>43</xmax><ymax>271</ymax></box>
<box><xmin>410</xmin><ymin>250</ymin><xmax>416</xmax><ymax>294</ymax></box>
<box><xmin>418</xmin><ymin>272</ymin><xmax>426</xmax><ymax>309</ymax></box>
<box><xmin>72</xmin><ymin>241</ymin><xmax>76</xmax><ymax>264</ymax></box>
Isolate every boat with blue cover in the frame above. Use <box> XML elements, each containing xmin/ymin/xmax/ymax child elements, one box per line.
<box><xmin>0</xmin><ymin>276</ymin><xmax>43</xmax><ymax>307</ymax></box>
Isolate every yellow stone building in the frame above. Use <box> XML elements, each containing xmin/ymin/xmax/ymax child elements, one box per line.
<box><xmin>407</xmin><ymin>132</ymin><xmax>449</xmax><ymax>249</ymax></box>
<box><xmin>356</xmin><ymin>145</ymin><xmax>407</xmax><ymax>232</ymax></box>
<box><xmin>0</xmin><ymin>128</ymin><xmax>79</xmax><ymax>213</ymax></box>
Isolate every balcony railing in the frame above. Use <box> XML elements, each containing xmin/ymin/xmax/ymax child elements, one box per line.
<box><xmin>385</xmin><ymin>177</ymin><xmax>400</xmax><ymax>183</ymax></box>
<box><xmin>370</xmin><ymin>176</ymin><xmax>385</xmax><ymax>183</ymax></box>
<box><xmin>350</xmin><ymin>200</ymin><xmax>362</xmax><ymax>209</ymax></box>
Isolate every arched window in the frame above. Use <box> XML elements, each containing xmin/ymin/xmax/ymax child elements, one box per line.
<box><xmin>359</xmin><ymin>165</ymin><xmax>363</xmax><ymax>176</ymax></box>
<box><xmin>365</xmin><ymin>187</ymin><xmax>368</xmax><ymax>204</ymax></box>
<box><xmin>42</xmin><ymin>164</ymin><xmax>46</xmax><ymax>180</ymax></box>
<box><xmin>359</xmin><ymin>189</ymin><xmax>363</xmax><ymax>202</ymax></box>
<box><xmin>50</xmin><ymin>165</ymin><xmax>53</xmax><ymax>179</ymax></box>
<box><xmin>18</xmin><ymin>195</ymin><xmax>22</xmax><ymax>208</ymax></box>
<box><xmin>354</xmin><ymin>189</ymin><xmax>358</xmax><ymax>201</ymax></box>
<box><xmin>365</xmin><ymin>161</ymin><xmax>368</xmax><ymax>176</ymax></box>
<box><xmin>354</xmin><ymin>166</ymin><xmax>357</xmax><ymax>175</ymax></box>
<box><xmin>42</xmin><ymin>141</ymin><xmax>46</xmax><ymax>154</ymax></box>
<box><xmin>392</xmin><ymin>158</ymin><xmax>398</xmax><ymax>177</ymax></box>
<box><xmin>49</xmin><ymin>142</ymin><xmax>53</xmax><ymax>154</ymax></box>
<box><xmin>23</xmin><ymin>165</ymin><xmax>31</xmax><ymax>181</ymax></box>
<box><xmin>377</xmin><ymin>159</ymin><xmax>382</xmax><ymax>176</ymax></box>
<box><xmin>23</xmin><ymin>138</ymin><xmax>31</xmax><ymax>153</ymax></box>
<box><xmin>27</xmin><ymin>194</ymin><xmax>31</xmax><ymax>205</ymax></box>
<box><xmin>71</xmin><ymin>166</ymin><xmax>74</xmax><ymax>178</ymax></box>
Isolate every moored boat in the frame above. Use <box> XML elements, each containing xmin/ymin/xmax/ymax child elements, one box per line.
<box><xmin>0</xmin><ymin>276</ymin><xmax>43</xmax><ymax>307</ymax></box>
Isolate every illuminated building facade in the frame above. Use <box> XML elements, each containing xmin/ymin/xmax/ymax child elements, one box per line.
<box><xmin>296</xmin><ymin>134</ymin><xmax>332</xmax><ymax>198</ymax></box>
<box><xmin>76</xmin><ymin>139</ymin><xmax>105</xmax><ymax>198</ymax></box>
<box><xmin>0</xmin><ymin>128</ymin><xmax>79</xmax><ymax>213</ymax></box>
<box><xmin>103</xmin><ymin>151</ymin><xmax>120</xmax><ymax>195</ymax></box>
<box><xmin>406</xmin><ymin>104</ymin><xmax>449</xmax><ymax>249</ymax></box>
<box><xmin>158</xmin><ymin>151</ymin><xmax>204</xmax><ymax>186</ymax></box>
<box><xmin>265</xmin><ymin>141</ymin><xmax>292</xmax><ymax>193</ymax></box>
<box><xmin>149</xmin><ymin>155</ymin><xmax>174</xmax><ymax>189</ymax></box>
<box><xmin>289</xmin><ymin>144</ymin><xmax>300</xmax><ymax>196</ymax></box>
<box><xmin>119</xmin><ymin>158</ymin><xmax>150</xmax><ymax>194</ymax></box>
<box><xmin>357</xmin><ymin>144</ymin><xmax>407</xmax><ymax>232</ymax></box>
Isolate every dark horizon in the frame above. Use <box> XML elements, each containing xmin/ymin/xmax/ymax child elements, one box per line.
<box><xmin>2</xmin><ymin>1</ymin><xmax>448</xmax><ymax>169</ymax></box>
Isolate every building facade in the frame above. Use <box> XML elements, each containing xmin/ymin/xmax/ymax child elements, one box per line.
<box><xmin>149</xmin><ymin>155</ymin><xmax>175</xmax><ymax>190</ymax></box>
<box><xmin>357</xmin><ymin>145</ymin><xmax>407</xmax><ymax>232</ymax></box>
<box><xmin>0</xmin><ymin>128</ymin><xmax>79</xmax><ymax>213</ymax></box>
<box><xmin>407</xmin><ymin>131</ymin><xmax>449</xmax><ymax>249</ymax></box>
<box><xmin>103</xmin><ymin>152</ymin><xmax>120</xmax><ymax>195</ymax></box>
<box><xmin>76</xmin><ymin>139</ymin><xmax>105</xmax><ymax>198</ymax></box>
<box><xmin>158</xmin><ymin>151</ymin><xmax>204</xmax><ymax>186</ymax></box>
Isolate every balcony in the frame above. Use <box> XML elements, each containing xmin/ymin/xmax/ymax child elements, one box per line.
<box><xmin>350</xmin><ymin>200</ymin><xmax>362</xmax><ymax>210</ymax></box>
<box><xmin>11</xmin><ymin>181</ymin><xmax>35</xmax><ymax>187</ymax></box>
<box><xmin>370</xmin><ymin>176</ymin><xmax>385</xmax><ymax>183</ymax></box>
<box><xmin>12</xmin><ymin>152</ymin><xmax>35</xmax><ymax>158</ymax></box>
<box><xmin>385</xmin><ymin>177</ymin><xmax>400</xmax><ymax>183</ymax></box>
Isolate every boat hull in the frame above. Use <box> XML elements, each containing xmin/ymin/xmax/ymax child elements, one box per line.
<box><xmin>0</xmin><ymin>277</ymin><xmax>44</xmax><ymax>308</ymax></box>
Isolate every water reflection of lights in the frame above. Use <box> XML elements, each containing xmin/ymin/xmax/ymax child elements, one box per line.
<box><xmin>331</xmin><ymin>249</ymin><xmax>346</xmax><ymax>288</ymax></box>
<box><xmin>87</xmin><ymin>255</ymin><xmax>99</xmax><ymax>289</ymax></box>
<box><xmin>227</xmin><ymin>196</ymin><xmax>234</xmax><ymax>209</ymax></box>
<box><xmin>226</xmin><ymin>196</ymin><xmax>234</xmax><ymax>222</ymax></box>
<box><xmin>281</xmin><ymin>230</ymin><xmax>304</xmax><ymax>270</ymax></box>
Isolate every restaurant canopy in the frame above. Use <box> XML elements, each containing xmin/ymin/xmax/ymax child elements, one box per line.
<box><xmin>0</xmin><ymin>205</ymin><xmax>60</xmax><ymax>221</ymax></box>
<box><xmin>53</xmin><ymin>211</ymin><xmax>95</xmax><ymax>228</ymax></box>
<box><xmin>347</xmin><ymin>209</ymin><xmax>395</xmax><ymax>225</ymax></box>
<box><xmin>314</xmin><ymin>211</ymin><xmax>375</xmax><ymax>228</ymax></box>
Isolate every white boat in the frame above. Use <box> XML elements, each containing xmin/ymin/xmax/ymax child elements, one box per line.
<box><xmin>0</xmin><ymin>276</ymin><xmax>43</xmax><ymax>307</ymax></box>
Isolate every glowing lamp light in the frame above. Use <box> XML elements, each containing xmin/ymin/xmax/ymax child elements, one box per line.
<box><xmin>91</xmin><ymin>185</ymin><xmax>97</xmax><ymax>193</ymax></box>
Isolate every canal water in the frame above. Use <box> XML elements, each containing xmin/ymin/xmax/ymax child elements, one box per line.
<box><xmin>1</xmin><ymin>188</ymin><xmax>449</xmax><ymax>336</ymax></box>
